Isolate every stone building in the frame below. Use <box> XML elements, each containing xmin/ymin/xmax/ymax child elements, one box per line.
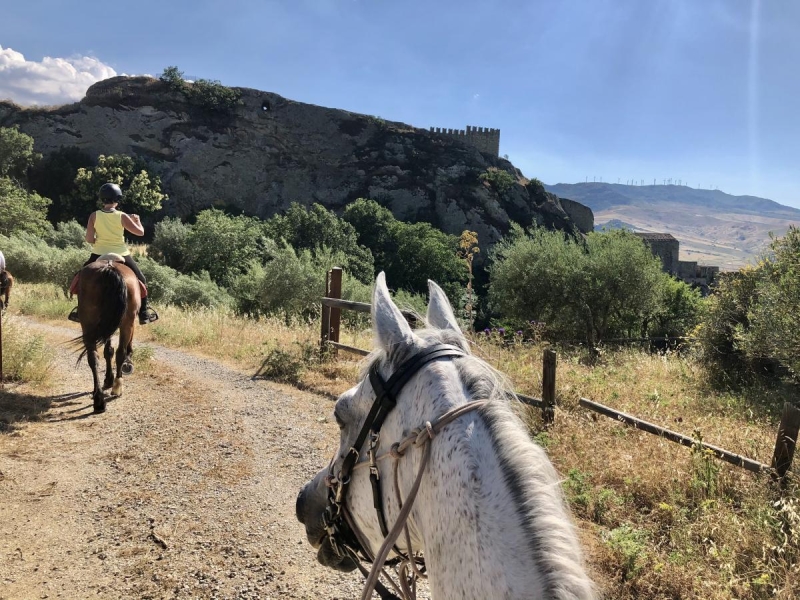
<box><xmin>635</xmin><ymin>232</ymin><xmax>719</xmax><ymax>293</ymax></box>
<box><xmin>635</xmin><ymin>233</ymin><xmax>679</xmax><ymax>275</ymax></box>
<box><xmin>429</xmin><ymin>126</ymin><xmax>500</xmax><ymax>156</ymax></box>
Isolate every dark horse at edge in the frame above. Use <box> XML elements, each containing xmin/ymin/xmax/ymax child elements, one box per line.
<box><xmin>0</xmin><ymin>269</ymin><xmax>13</xmax><ymax>309</ymax></box>
<box><xmin>72</xmin><ymin>254</ymin><xmax>140</xmax><ymax>413</ymax></box>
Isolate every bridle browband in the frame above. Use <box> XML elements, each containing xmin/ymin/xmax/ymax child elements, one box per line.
<box><xmin>323</xmin><ymin>343</ymin><xmax>467</xmax><ymax>600</ymax></box>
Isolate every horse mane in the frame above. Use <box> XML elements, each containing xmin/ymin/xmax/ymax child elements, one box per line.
<box><xmin>362</xmin><ymin>324</ymin><xmax>596</xmax><ymax>599</ymax></box>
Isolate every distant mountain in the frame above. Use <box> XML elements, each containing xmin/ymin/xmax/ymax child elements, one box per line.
<box><xmin>594</xmin><ymin>218</ymin><xmax>639</xmax><ymax>232</ymax></box>
<box><xmin>546</xmin><ymin>182</ymin><xmax>800</xmax><ymax>270</ymax></box>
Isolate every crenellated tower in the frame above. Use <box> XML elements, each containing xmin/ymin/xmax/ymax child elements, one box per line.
<box><xmin>429</xmin><ymin>125</ymin><xmax>500</xmax><ymax>156</ymax></box>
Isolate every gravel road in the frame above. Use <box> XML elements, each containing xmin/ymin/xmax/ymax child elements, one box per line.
<box><xmin>0</xmin><ymin>317</ymin><xmax>381</xmax><ymax>599</ymax></box>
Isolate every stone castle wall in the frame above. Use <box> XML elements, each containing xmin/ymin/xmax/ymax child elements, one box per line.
<box><xmin>559</xmin><ymin>198</ymin><xmax>594</xmax><ymax>234</ymax></box>
<box><xmin>429</xmin><ymin>125</ymin><xmax>500</xmax><ymax>156</ymax></box>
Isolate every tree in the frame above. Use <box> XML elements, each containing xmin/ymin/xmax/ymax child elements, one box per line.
<box><xmin>71</xmin><ymin>154</ymin><xmax>165</xmax><ymax>218</ymax></box>
<box><xmin>0</xmin><ymin>126</ymin><xmax>39</xmax><ymax>184</ymax></box>
<box><xmin>263</xmin><ymin>203</ymin><xmax>374</xmax><ymax>283</ymax></box>
<box><xmin>743</xmin><ymin>227</ymin><xmax>800</xmax><ymax>377</ymax></box>
<box><xmin>489</xmin><ymin>227</ymin><xmax>682</xmax><ymax>343</ymax></box>
<box><xmin>0</xmin><ymin>177</ymin><xmax>51</xmax><ymax>237</ymax></box>
<box><xmin>159</xmin><ymin>66</ymin><xmax>186</xmax><ymax>91</ymax></box>
<box><xmin>28</xmin><ymin>146</ymin><xmax>94</xmax><ymax>223</ymax></box>
<box><xmin>182</xmin><ymin>209</ymin><xmax>274</xmax><ymax>288</ymax></box>
<box><xmin>342</xmin><ymin>198</ymin><xmax>398</xmax><ymax>270</ymax></box>
<box><xmin>149</xmin><ymin>217</ymin><xmax>191</xmax><ymax>270</ymax></box>
<box><xmin>343</xmin><ymin>198</ymin><xmax>467</xmax><ymax>300</ymax></box>
<box><xmin>393</xmin><ymin>221</ymin><xmax>466</xmax><ymax>299</ymax></box>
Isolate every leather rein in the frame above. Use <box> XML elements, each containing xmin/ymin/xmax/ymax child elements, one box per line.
<box><xmin>322</xmin><ymin>343</ymin><xmax>487</xmax><ymax>600</ymax></box>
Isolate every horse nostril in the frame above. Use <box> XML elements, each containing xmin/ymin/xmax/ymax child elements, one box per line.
<box><xmin>296</xmin><ymin>487</ymin><xmax>306</xmax><ymax>524</ymax></box>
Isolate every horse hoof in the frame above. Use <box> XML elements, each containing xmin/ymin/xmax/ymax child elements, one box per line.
<box><xmin>121</xmin><ymin>361</ymin><xmax>134</xmax><ymax>375</ymax></box>
<box><xmin>93</xmin><ymin>405</ymin><xmax>106</xmax><ymax>414</ymax></box>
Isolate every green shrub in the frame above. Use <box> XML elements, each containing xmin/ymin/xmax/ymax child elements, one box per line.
<box><xmin>0</xmin><ymin>232</ymin><xmax>86</xmax><ymax>290</ymax></box>
<box><xmin>43</xmin><ymin>220</ymin><xmax>89</xmax><ymax>250</ymax></box>
<box><xmin>256</xmin><ymin>342</ymin><xmax>318</xmax><ymax>384</ymax></box>
<box><xmin>137</xmin><ymin>256</ymin><xmax>231</xmax><ymax>308</ymax></box>
<box><xmin>697</xmin><ymin>229</ymin><xmax>800</xmax><ymax>382</ymax></box>
<box><xmin>182</xmin><ymin>209</ymin><xmax>274</xmax><ymax>288</ymax></box>
<box><xmin>479</xmin><ymin>167</ymin><xmax>516</xmax><ymax>194</ymax></box>
<box><xmin>188</xmin><ymin>79</ymin><xmax>241</xmax><ymax>112</ymax></box>
<box><xmin>263</xmin><ymin>203</ymin><xmax>374</xmax><ymax>284</ymax></box>
<box><xmin>149</xmin><ymin>216</ymin><xmax>190</xmax><ymax>269</ymax></box>
<box><xmin>231</xmin><ymin>247</ymin><xmax>330</xmax><ymax>320</ymax></box>
<box><xmin>605</xmin><ymin>525</ymin><xmax>649</xmax><ymax>579</ymax></box>
<box><xmin>0</xmin><ymin>177</ymin><xmax>51</xmax><ymax>237</ymax></box>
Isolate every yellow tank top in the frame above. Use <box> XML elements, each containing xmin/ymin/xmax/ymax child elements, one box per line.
<box><xmin>92</xmin><ymin>210</ymin><xmax>130</xmax><ymax>256</ymax></box>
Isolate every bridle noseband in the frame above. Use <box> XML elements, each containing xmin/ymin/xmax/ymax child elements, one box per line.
<box><xmin>322</xmin><ymin>343</ymin><xmax>467</xmax><ymax>600</ymax></box>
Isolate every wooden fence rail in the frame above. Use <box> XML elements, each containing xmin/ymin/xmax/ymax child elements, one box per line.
<box><xmin>579</xmin><ymin>398</ymin><xmax>771</xmax><ymax>474</ymax></box>
<box><xmin>319</xmin><ymin>268</ymin><xmax>797</xmax><ymax>483</ymax></box>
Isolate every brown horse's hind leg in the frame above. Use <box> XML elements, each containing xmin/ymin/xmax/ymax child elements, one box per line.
<box><xmin>87</xmin><ymin>348</ymin><xmax>106</xmax><ymax>413</ymax></box>
<box><xmin>102</xmin><ymin>340</ymin><xmax>115</xmax><ymax>390</ymax></box>
<box><xmin>113</xmin><ymin>320</ymin><xmax>134</xmax><ymax>396</ymax></box>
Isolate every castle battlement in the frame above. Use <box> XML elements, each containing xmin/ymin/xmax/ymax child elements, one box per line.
<box><xmin>430</xmin><ymin>125</ymin><xmax>500</xmax><ymax>156</ymax></box>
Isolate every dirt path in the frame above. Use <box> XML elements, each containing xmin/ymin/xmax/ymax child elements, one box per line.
<box><xmin>0</xmin><ymin>317</ymin><xmax>371</xmax><ymax>600</ymax></box>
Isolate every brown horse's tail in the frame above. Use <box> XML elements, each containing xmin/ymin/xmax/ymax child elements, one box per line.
<box><xmin>75</xmin><ymin>263</ymin><xmax>128</xmax><ymax>361</ymax></box>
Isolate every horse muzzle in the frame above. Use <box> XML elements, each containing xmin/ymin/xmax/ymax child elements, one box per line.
<box><xmin>296</xmin><ymin>469</ymin><xmax>358</xmax><ymax>573</ymax></box>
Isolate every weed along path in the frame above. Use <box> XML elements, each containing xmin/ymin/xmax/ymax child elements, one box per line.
<box><xmin>0</xmin><ymin>318</ymin><xmax>379</xmax><ymax>600</ymax></box>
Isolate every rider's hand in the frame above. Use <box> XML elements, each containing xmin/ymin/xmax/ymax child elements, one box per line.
<box><xmin>130</xmin><ymin>214</ymin><xmax>141</xmax><ymax>223</ymax></box>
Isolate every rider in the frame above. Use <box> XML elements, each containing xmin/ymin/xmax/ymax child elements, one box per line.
<box><xmin>68</xmin><ymin>183</ymin><xmax>158</xmax><ymax>325</ymax></box>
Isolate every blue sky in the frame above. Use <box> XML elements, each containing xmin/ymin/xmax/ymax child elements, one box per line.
<box><xmin>1</xmin><ymin>0</ymin><xmax>798</xmax><ymax>208</ymax></box>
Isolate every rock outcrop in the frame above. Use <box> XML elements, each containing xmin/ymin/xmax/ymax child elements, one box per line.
<box><xmin>0</xmin><ymin>76</ymin><xmax>587</xmax><ymax>248</ymax></box>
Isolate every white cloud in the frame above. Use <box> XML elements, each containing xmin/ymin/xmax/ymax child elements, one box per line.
<box><xmin>0</xmin><ymin>45</ymin><xmax>117</xmax><ymax>106</ymax></box>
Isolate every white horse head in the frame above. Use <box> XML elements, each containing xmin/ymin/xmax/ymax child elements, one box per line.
<box><xmin>297</xmin><ymin>273</ymin><xmax>596</xmax><ymax>599</ymax></box>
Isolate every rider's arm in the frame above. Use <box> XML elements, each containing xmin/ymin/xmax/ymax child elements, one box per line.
<box><xmin>121</xmin><ymin>213</ymin><xmax>145</xmax><ymax>237</ymax></box>
<box><xmin>85</xmin><ymin>213</ymin><xmax>96</xmax><ymax>244</ymax></box>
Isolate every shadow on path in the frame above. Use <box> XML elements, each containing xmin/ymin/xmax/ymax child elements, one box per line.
<box><xmin>0</xmin><ymin>389</ymin><xmax>52</xmax><ymax>434</ymax></box>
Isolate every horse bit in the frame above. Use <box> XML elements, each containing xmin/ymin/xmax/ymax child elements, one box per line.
<box><xmin>321</xmin><ymin>343</ymin><xmax>488</xmax><ymax>600</ymax></box>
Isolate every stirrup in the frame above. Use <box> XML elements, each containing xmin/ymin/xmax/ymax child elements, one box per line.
<box><xmin>68</xmin><ymin>307</ymin><xmax>81</xmax><ymax>323</ymax></box>
<box><xmin>139</xmin><ymin>307</ymin><xmax>159</xmax><ymax>325</ymax></box>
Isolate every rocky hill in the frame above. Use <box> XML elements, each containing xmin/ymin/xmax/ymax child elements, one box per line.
<box><xmin>0</xmin><ymin>76</ymin><xmax>589</xmax><ymax>251</ymax></box>
<box><xmin>547</xmin><ymin>182</ymin><xmax>800</xmax><ymax>270</ymax></box>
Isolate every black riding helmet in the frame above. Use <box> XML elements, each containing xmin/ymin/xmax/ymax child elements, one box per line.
<box><xmin>98</xmin><ymin>182</ymin><xmax>123</xmax><ymax>203</ymax></box>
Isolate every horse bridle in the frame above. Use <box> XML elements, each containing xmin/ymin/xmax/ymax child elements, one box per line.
<box><xmin>322</xmin><ymin>343</ymin><xmax>467</xmax><ymax>599</ymax></box>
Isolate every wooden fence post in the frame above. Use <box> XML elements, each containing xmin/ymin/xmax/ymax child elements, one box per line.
<box><xmin>542</xmin><ymin>348</ymin><xmax>557</xmax><ymax>424</ymax></box>
<box><xmin>771</xmin><ymin>403</ymin><xmax>800</xmax><ymax>484</ymax></box>
<box><xmin>320</xmin><ymin>269</ymin><xmax>332</xmax><ymax>354</ymax></box>
<box><xmin>329</xmin><ymin>267</ymin><xmax>342</xmax><ymax>355</ymax></box>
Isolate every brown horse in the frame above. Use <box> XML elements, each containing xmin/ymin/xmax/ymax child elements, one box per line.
<box><xmin>74</xmin><ymin>254</ymin><xmax>141</xmax><ymax>413</ymax></box>
<box><xmin>0</xmin><ymin>269</ymin><xmax>13</xmax><ymax>309</ymax></box>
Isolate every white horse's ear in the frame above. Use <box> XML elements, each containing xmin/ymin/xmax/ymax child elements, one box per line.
<box><xmin>372</xmin><ymin>272</ymin><xmax>414</xmax><ymax>353</ymax></box>
<box><xmin>426</xmin><ymin>280</ymin><xmax>462</xmax><ymax>335</ymax></box>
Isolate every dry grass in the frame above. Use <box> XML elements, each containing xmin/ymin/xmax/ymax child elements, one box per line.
<box><xmin>8</xmin><ymin>282</ymin><xmax>799</xmax><ymax>598</ymax></box>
